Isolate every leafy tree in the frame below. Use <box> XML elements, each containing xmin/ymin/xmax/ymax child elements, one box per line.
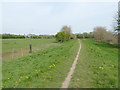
<box><xmin>55</xmin><ymin>26</ymin><xmax>71</xmax><ymax>42</ymax></box>
<box><xmin>76</xmin><ymin>34</ymin><xmax>83</xmax><ymax>38</ymax></box>
<box><xmin>55</xmin><ymin>32</ymin><xmax>66</xmax><ymax>42</ymax></box>
<box><xmin>83</xmin><ymin>32</ymin><xmax>89</xmax><ymax>38</ymax></box>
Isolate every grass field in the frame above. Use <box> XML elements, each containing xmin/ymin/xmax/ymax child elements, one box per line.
<box><xmin>2</xmin><ymin>39</ymin><xmax>56</xmax><ymax>54</ymax></box>
<box><xmin>69</xmin><ymin>39</ymin><xmax>118</xmax><ymax>88</ymax></box>
<box><xmin>2</xmin><ymin>38</ymin><xmax>118</xmax><ymax>88</ymax></box>
<box><xmin>2</xmin><ymin>39</ymin><xmax>79</xmax><ymax>88</ymax></box>
<box><xmin>2</xmin><ymin>39</ymin><xmax>58</xmax><ymax>60</ymax></box>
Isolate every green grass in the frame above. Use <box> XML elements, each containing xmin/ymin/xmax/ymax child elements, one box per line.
<box><xmin>69</xmin><ymin>39</ymin><xmax>118</xmax><ymax>88</ymax></box>
<box><xmin>2</xmin><ymin>39</ymin><xmax>79</xmax><ymax>88</ymax></box>
<box><xmin>2</xmin><ymin>39</ymin><xmax>56</xmax><ymax>53</ymax></box>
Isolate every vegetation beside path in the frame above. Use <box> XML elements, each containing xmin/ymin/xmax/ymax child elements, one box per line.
<box><xmin>69</xmin><ymin>39</ymin><xmax>118</xmax><ymax>88</ymax></box>
<box><xmin>2</xmin><ymin>39</ymin><xmax>79</xmax><ymax>88</ymax></box>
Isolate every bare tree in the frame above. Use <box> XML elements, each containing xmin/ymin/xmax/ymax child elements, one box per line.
<box><xmin>93</xmin><ymin>26</ymin><xmax>118</xmax><ymax>44</ymax></box>
<box><xmin>61</xmin><ymin>25</ymin><xmax>72</xmax><ymax>34</ymax></box>
<box><xmin>93</xmin><ymin>26</ymin><xmax>107</xmax><ymax>41</ymax></box>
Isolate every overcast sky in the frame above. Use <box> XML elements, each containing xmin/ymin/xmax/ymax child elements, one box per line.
<box><xmin>1</xmin><ymin>1</ymin><xmax>118</xmax><ymax>35</ymax></box>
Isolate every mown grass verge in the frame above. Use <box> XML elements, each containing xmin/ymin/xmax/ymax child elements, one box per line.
<box><xmin>2</xmin><ymin>39</ymin><xmax>79</xmax><ymax>88</ymax></box>
<box><xmin>69</xmin><ymin>39</ymin><xmax>118</xmax><ymax>88</ymax></box>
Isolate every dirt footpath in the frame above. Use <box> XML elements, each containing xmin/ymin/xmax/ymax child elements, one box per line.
<box><xmin>61</xmin><ymin>39</ymin><xmax>81</xmax><ymax>88</ymax></box>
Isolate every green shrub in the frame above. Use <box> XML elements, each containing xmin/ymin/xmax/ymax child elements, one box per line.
<box><xmin>55</xmin><ymin>32</ymin><xmax>71</xmax><ymax>42</ymax></box>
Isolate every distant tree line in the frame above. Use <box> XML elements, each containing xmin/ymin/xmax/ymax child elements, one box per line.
<box><xmin>30</xmin><ymin>35</ymin><xmax>54</xmax><ymax>39</ymax></box>
<box><xmin>30</xmin><ymin>35</ymin><xmax>41</xmax><ymax>39</ymax></box>
<box><xmin>1</xmin><ymin>34</ymin><xmax>25</xmax><ymax>39</ymax></box>
<box><xmin>76</xmin><ymin>32</ymin><xmax>94</xmax><ymax>39</ymax></box>
<box><xmin>0</xmin><ymin>34</ymin><xmax>54</xmax><ymax>39</ymax></box>
<box><xmin>39</xmin><ymin>35</ymin><xmax>54</xmax><ymax>39</ymax></box>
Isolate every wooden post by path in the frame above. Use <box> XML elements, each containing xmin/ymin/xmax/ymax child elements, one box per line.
<box><xmin>29</xmin><ymin>44</ymin><xmax>32</xmax><ymax>53</ymax></box>
<box><xmin>21</xmin><ymin>48</ymin><xmax>23</xmax><ymax>56</ymax></box>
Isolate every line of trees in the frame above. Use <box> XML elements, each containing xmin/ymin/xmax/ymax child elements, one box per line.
<box><xmin>0</xmin><ymin>34</ymin><xmax>55</xmax><ymax>39</ymax></box>
<box><xmin>76</xmin><ymin>32</ymin><xmax>94</xmax><ymax>39</ymax></box>
<box><xmin>1</xmin><ymin>34</ymin><xmax>25</xmax><ymax>39</ymax></box>
<box><xmin>39</xmin><ymin>35</ymin><xmax>54</xmax><ymax>39</ymax></box>
<box><xmin>30</xmin><ymin>35</ymin><xmax>54</xmax><ymax>39</ymax></box>
<box><xmin>30</xmin><ymin>35</ymin><xmax>41</xmax><ymax>39</ymax></box>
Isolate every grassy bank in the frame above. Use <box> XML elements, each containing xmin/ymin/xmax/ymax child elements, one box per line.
<box><xmin>2</xmin><ymin>39</ymin><xmax>79</xmax><ymax>88</ymax></box>
<box><xmin>69</xmin><ymin>39</ymin><xmax>118</xmax><ymax>88</ymax></box>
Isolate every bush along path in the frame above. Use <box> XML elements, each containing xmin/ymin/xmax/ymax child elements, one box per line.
<box><xmin>61</xmin><ymin>39</ymin><xmax>81</xmax><ymax>88</ymax></box>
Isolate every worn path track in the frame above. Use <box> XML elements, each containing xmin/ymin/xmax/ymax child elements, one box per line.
<box><xmin>61</xmin><ymin>39</ymin><xmax>81</xmax><ymax>88</ymax></box>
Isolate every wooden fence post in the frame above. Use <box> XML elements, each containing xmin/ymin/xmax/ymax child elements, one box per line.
<box><xmin>29</xmin><ymin>44</ymin><xmax>32</xmax><ymax>53</ymax></box>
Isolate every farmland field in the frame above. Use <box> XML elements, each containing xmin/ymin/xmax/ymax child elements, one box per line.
<box><xmin>2</xmin><ymin>39</ymin><xmax>57</xmax><ymax>53</ymax></box>
<box><xmin>69</xmin><ymin>39</ymin><xmax>118</xmax><ymax>88</ymax></box>
<box><xmin>2</xmin><ymin>39</ymin><xmax>58</xmax><ymax>60</ymax></box>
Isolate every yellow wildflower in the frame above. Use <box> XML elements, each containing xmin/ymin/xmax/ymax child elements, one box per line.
<box><xmin>8</xmin><ymin>78</ymin><xmax>10</xmax><ymax>79</ymax></box>
<box><xmin>16</xmin><ymin>81</ymin><xmax>18</xmax><ymax>84</ymax></box>
<box><xmin>112</xmin><ymin>65</ymin><xmax>114</xmax><ymax>67</ymax></box>
<box><xmin>20</xmin><ymin>76</ymin><xmax>23</xmax><ymax>78</ymax></box>
<box><xmin>101</xmin><ymin>67</ymin><xmax>104</xmax><ymax>69</ymax></box>
<box><xmin>1</xmin><ymin>86</ymin><xmax>3</xmax><ymax>88</ymax></box>
<box><xmin>26</xmin><ymin>76</ymin><xmax>28</xmax><ymax>79</ymax></box>
<box><xmin>99</xmin><ymin>67</ymin><xmax>104</xmax><ymax>69</ymax></box>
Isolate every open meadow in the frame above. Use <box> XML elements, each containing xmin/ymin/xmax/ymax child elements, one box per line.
<box><xmin>2</xmin><ymin>38</ymin><xmax>118</xmax><ymax>88</ymax></box>
<box><xmin>2</xmin><ymin>39</ymin><xmax>57</xmax><ymax>53</ymax></box>
<box><xmin>2</xmin><ymin>39</ymin><xmax>58</xmax><ymax>60</ymax></box>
